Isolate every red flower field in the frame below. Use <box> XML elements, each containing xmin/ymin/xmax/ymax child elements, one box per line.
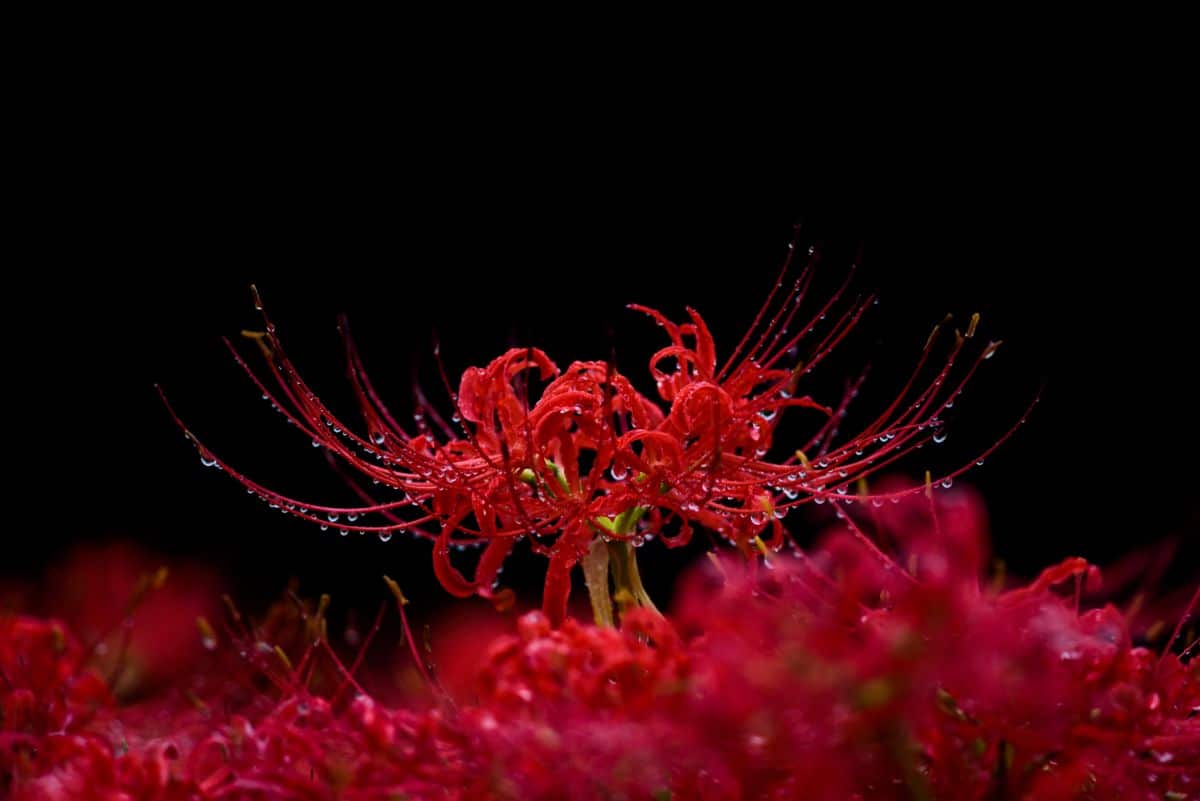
<box><xmin>6</xmin><ymin>245</ymin><xmax>1196</xmax><ymax>798</ymax></box>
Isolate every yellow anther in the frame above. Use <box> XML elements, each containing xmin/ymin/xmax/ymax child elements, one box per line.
<box><xmin>925</xmin><ymin>314</ymin><xmax>954</xmax><ymax>350</ymax></box>
<box><xmin>273</xmin><ymin>645</ymin><xmax>293</xmax><ymax>671</ymax></box>
<box><xmin>196</xmin><ymin>616</ymin><xmax>217</xmax><ymax>647</ymax></box>
<box><xmin>382</xmin><ymin>575</ymin><xmax>409</xmax><ymax>606</ymax></box>
<box><xmin>965</xmin><ymin>313</ymin><xmax>981</xmax><ymax>339</ymax></box>
<box><xmin>240</xmin><ymin>329</ymin><xmax>274</xmax><ymax>358</ymax></box>
<box><xmin>752</xmin><ymin>536</ymin><xmax>773</xmax><ymax>562</ymax></box>
<box><xmin>151</xmin><ymin>566</ymin><xmax>169</xmax><ymax>590</ymax></box>
<box><xmin>705</xmin><ymin>551</ymin><xmax>729</xmax><ymax>581</ymax></box>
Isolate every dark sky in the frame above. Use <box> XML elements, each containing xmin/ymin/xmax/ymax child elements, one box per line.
<box><xmin>11</xmin><ymin>101</ymin><xmax>1197</xmax><ymax>618</ymax></box>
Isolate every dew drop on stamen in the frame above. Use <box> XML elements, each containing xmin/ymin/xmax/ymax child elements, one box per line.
<box><xmin>941</xmin><ymin>478</ymin><xmax>954</xmax><ymax>489</ymax></box>
<box><xmin>312</xmin><ymin>440</ymin><xmax>322</xmax><ymax>448</ymax></box>
<box><xmin>371</xmin><ymin>432</ymin><xmax>386</xmax><ymax>445</ymax></box>
<box><xmin>339</xmin><ymin>529</ymin><xmax>350</xmax><ymax>537</ymax></box>
<box><xmin>976</xmin><ymin>459</ymin><xmax>985</xmax><ymax>466</ymax></box>
<box><xmin>327</xmin><ymin>513</ymin><xmax>340</xmax><ymax>522</ymax></box>
<box><xmin>346</xmin><ymin>513</ymin><xmax>359</xmax><ymax>522</ymax></box>
<box><xmin>933</xmin><ymin>431</ymin><xmax>948</xmax><ymax>444</ymax></box>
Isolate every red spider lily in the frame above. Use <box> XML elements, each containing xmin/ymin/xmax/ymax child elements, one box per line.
<box><xmin>161</xmin><ymin>244</ymin><xmax>1020</xmax><ymax>625</ymax></box>
<box><xmin>4</xmin><ymin>494</ymin><xmax>1197</xmax><ymax>799</ymax></box>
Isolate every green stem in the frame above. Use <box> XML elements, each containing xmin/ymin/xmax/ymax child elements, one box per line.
<box><xmin>581</xmin><ymin>537</ymin><xmax>614</xmax><ymax>627</ymax></box>
<box><xmin>608</xmin><ymin>540</ymin><xmax>659</xmax><ymax>615</ymax></box>
<box><xmin>584</xmin><ymin>498</ymin><xmax>659</xmax><ymax>625</ymax></box>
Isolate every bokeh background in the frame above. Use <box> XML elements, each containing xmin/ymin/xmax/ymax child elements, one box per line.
<box><xmin>11</xmin><ymin>118</ymin><xmax>1196</xmax><ymax>631</ymax></box>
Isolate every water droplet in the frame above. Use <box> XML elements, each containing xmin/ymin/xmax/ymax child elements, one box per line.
<box><xmin>940</xmin><ymin>478</ymin><xmax>954</xmax><ymax>489</ymax></box>
<box><xmin>378</xmin><ymin>532</ymin><xmax>393</xmax><ymax>543</ymax></box>
<box><xmin>933</xmin><ymin>430</ymin><xmax>948</xmax><ymax>444</ymax></box>
<box><xmin>609</xmin><ymin>464</ymin><xmax>628</xmax><ymax>481</ymax></box>
<box><xmin>312</xmin><ymin>440</ymin><xmax>322</xmax><ymax>448</ymax></box>
<box><xmin>320</xmin><ymin>525</ymin><xmax>329</xmax><ymax>531</ymax></box>
<box><xmin>813</xmin><ymin>496</ymin><xmax>826</xmax><ymax>505</ymax></box>
<box><xmin>758</xmin><ymin>408</ymin><xmax>777</xmax><ymax>421</ymax></box>
<box><xmin>346</xmin><ymin>513</ymin><xmax>359</xmax><ymax>522</ymax></box>
<box><xmin>200</xmin><ymin>454</ymin><xmax>219</xmax><ymax>468</ymax></box>
<box><xmin>371</xmin><ymin>431</ymin><xmax>386</xmax><ymax>445</ymax></box>
<box><xmin>975</xmin><ymin>459</ymin><xmax>985</xmax><ymax>466</ymax></box>
<box><xmin>339</xmin><ymin>529</ymin><xmax>350</xmax><ymax>537</ymax></box>
<box><xmin>327</xmin><ymin>513</ymin><xmax>340</xmax><ymax>522</ymax></box>
<box><xmin>201</xmin><ymin>634</ymin><xmax>217</xmax><ymax>651</ymax></box>
<box><xmin>749</xmin><ymin>512</ymin><xmax>766</xmax><ymax>526</ymax></box>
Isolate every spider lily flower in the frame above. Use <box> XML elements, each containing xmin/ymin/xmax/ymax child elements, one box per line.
<box><xmin>161</xmin><ymin>247</ymin><xmax>1017</xmax><ymax>626</ymax></box>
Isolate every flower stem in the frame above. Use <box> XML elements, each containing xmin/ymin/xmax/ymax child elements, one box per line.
<box><xmin>608</xmin><ymin>540</ymin><xmax>659</xmax><ymax>616</ymax></box>
<box><xmin>582</xmin><ymin>538</ymin><xmax>615</xmax><ymax>627</ymax></box>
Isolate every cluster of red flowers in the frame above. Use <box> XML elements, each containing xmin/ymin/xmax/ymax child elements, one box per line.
<box><xmin>160</xmin><ymin>250</ymin><xmax>1016</xmax><ymax>625</ymax></box>
<box><xmin>6</xmin><ymin>249</ymin><xmax>1189</xmax><ymax>797</ymax></box>
<box><xmin>4</xmin><ymin>487</ymin><xmax>1197</xmax><ymax>799</ymax></box>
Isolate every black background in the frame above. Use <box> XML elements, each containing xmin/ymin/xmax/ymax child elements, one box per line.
<box><xmin>10</xmin><ymin>86</ymin><xmax>1197</xmax><ymax>621</ymax></box>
